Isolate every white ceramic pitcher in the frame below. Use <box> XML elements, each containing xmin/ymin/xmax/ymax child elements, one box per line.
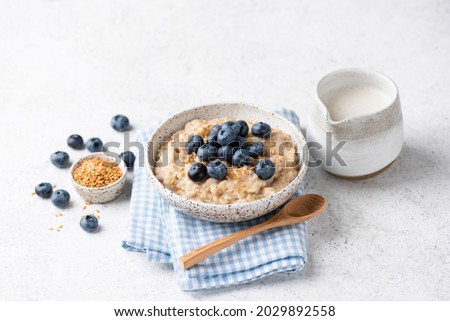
<box><xmin>307</xmin><ymin>68</ymin><xmax>403</xmax><ymax>179</ymax></box>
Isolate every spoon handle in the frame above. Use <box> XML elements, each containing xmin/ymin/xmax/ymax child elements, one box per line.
<box><xmin>180</xmin><ymin>219</ymin><xmax>278</xmax><ymax>270</ymax></box>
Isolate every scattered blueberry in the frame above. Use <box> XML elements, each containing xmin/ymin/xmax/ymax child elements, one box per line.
<box><xmin>80</xmin><ymin>215</ymin><xmax>99</xmax><ymax>233</ymax></box>
<box><xmin>232</xmin><ymin>148</ymin><xmax>251</xmax><ymax>167</ymax></box>
<box><xmin>86</xmin><ymin>137</ymin><xmax>103</xmax><ymax>152</ymax></box>
<box><xmin>231</xmin><ymin>120</ymin><xmax>249</xmax><ymax>137</ymax></box>
<box><xmin>254</xmin><ymin>159</ymin><xmax>275</xmax><ymax>180</ymax></box>
<box><xmin>217</xmin><ymin>126</ymin><xmax>237</xmax><ymax>146</ymax></box>
<box><xmin>111</xmin><ymin>114</ymin><xmax>130</xmax><ymax>132</ymax></box>
<box><xmin>252</xmin><ymin>122</ymin><xmax>272</xmax><ymax>138</ymax></box>
<box><xmin>185</xmin><ymin>135</ymin><xmax>204</xmax><ymax>154</ymax></box>
<box><xmin>51</xmin><ymin>189</ymin><xmax>70</xmax><ymax>209</ymax></box>
<box><xmin>197</xmin><ymin>144</ymin><xmax>218</xmax><ymax>161</ymax></box>
<box><xmin>217</xmin><ymin>145</ymin><xmax>235</xmax><ymax>163</ymax></box>
<box><xmin>120</xmin><ymin>151</ymin><xmax>136</xmax><ymax>168</ymax></box>
<box><xmin>67</xmin><ymin>134</ymin><xmax>84</xmax><ymax>149</ymax></box>
<box><xmin>248</xmin><ymin>141</ymin><xmax>264</xmax><ymax>158</ymax></box>
<box><xmin>50</xmin><ymin>151</ymin><xmax>70</xmax><ymax>168</ymax></box>
<box><xmin>207</xmin><ymin>159</ymin><xmax>228</xmax><ymax>180</ymax></box>
<box><xmin>35</xmin><ymin>182</ymin><xmax>53</xmax><ymax>199</ymax></box>
<box><xmin>188</xmin><ymin>163</ymin><xmax>208</xmax><ymax>182</ymax></box>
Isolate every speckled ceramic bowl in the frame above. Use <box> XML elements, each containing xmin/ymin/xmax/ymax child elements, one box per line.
<box><xmin>145</xmin><ymin>103</ymin><xmax>308</xmax><ymax>222</ymax></box>
<box><xmin>70</xmin><ymin>152</ymin><xmax>128</xmax><ymax>204</ymax></box>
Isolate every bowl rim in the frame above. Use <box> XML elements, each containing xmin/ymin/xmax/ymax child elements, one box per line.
<box><xmin>70</xmin><ymin>152</ymin><xmax>128</xmax><ymax>190</ymax></box>
<box><xmin>145</xmin><ymin>103</ymin><xmax>309</xmax><ymax>210</ymax></box>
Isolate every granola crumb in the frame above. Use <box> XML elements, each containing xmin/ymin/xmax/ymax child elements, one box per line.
<box><xmin>48</xmin><ymin>228</ymin><xmax>54</xmax><ymax>231</ymax></box>
<box><xmin>95</xmin><ymin>209</ymin><xmax>100</xmax><ymax>213</ymax></box>
<box><xmin>31</xmin><ymin>192</ymin><xmax>36</xmax><ymax>196</ymax></box>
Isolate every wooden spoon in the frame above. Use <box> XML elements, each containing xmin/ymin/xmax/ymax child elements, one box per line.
<box><xmin>180</xmin><ymin>194</ymin><xmax>327</xmax><ymax>270</ymax></box>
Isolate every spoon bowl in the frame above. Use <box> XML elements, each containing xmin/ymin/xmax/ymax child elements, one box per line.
<box><xmin>284</xmin><ymin>194</ymin><xmax>327</xmax><ymax>217</ymax></box>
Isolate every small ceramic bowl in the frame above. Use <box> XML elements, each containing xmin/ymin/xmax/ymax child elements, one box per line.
<box><xmin>70</xmin><ymin>152</ymin><xmax>128</xmax><ymax>204</ymax></box>
<box><xmin>145</xmin><ymin>103</ymin><xmax>308</xmax><ymax>222</ymax></box>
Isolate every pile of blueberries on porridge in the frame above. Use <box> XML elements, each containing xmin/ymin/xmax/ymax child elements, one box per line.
<box><xmin>155</xmin><ymin>118</ymin><xmax>300</xmax><ymax>204</ymax></box>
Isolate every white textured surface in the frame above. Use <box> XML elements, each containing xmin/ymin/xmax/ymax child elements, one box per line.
<box><xmin>1</xmin><ymin>0</ymin><xmax>449</xmax><ymax>300</ymax></box>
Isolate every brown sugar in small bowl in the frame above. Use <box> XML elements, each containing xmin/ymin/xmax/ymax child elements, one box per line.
<box><xmin>70</xmin><ymin>152</ymin><xmax>127</xmax><ymax>204</ymax></box>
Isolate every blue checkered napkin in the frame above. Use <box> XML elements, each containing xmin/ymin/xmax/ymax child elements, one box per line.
<box><xmin>122</xmin><ymin>109</ymin><xmax>307</xmax><ymax>291</ymax></box>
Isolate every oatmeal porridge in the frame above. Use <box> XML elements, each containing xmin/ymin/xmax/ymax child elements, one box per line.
<box><xmin>154</xmin><ymin>117</ymin><xmax>300</xmax><ymax>204</ymax></box>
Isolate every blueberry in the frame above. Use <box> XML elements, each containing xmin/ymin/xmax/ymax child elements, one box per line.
<box><xmin>210</xmin><ymin>124</ymin><xmax>222</xmax><ymax>136</ymax></box>
<box><xmin>217</xmin><ymin>126</ymin><xmax>237</xmax><ymax>146</ymax></box>
<box><xmin>50</xmin><ymin>151</ymin><xmax>70</xmax><ymax>168</ymax></box>
<box><xmin>86</xmin><ymin>137</ymin><xmax>103</xmax><ymax>152</ymax></box>
<box><xmin>188</xmin><ymin>163</ymin><xmax>208</xmax><ymax>182</ymax></box>
<box><xmin>120</xmin><ymin>151</ymin><xmax>136</xmax><ymax>168</ymax></box>
<box><xmin>231</xmin><ymin>135</ymin><xmax>248</xmax><ymax>149</ymax></box>
<box><xmin>217</xmin><ymin>145</ymin><xmax>235</xmax><ymax>163</ymax></box>
<box><xmin>67</xmin><ymin>134</ymin><xmax>84</xmax><ymax>149</ymax></box>
<box><xmin>185</xmin><ymin>135</ymin><xmax>204</xmax><ymax>154</ymax></box>
<box><xmin>80</xmin><ymin>215</ymin><xmax>99</xmax><ymax>233</ymax></box>
<box><xmin>111</xmin><ymin>114</ymin><xmax>130</xmax><ymax>132</ymax></box>
<box><xmin>206</xmin><ymin>124</ymin><xmax>222</xmax><ymax>147</ymax></box>
<box><xmin>207</xmin><ymin>160</ymin><xmax>228</xmax><ymax>180</ymax></box>
<box><xmin>252</xmin><ymin>122</ymin><xmax>272</xmax><ymax>138</ymax></box>
<box><xmin>254</xmin><ymin>159</ymin><xmax>275</xmax><ymax>180</ymax></box>
<box><xmin>231</xmin><ymin>120</ymin><xmax>249</xmax><ymax>137</ymax></box>
<box><xmin>248</xmin><ymin>141</ymin><xmax>264</xmax><ymax>158</ymax></box>
<box><xmin>197</xmin><ymin>144</ymin><xmax>218</xmax><ymax>161</ymax></box>
<box><xmin>221</xmin><ymin>121</ymin><xmax>234</xmax><ymax>129</ymax></box>
<box><xmin>232</xmin><ymin>148</ymin><xmax>251</xmax><ymax>167</ymax></box>
<box><xmin>35</xmin><ymin>182</ymin><xmax>53</xmax><ymax>199</ymax></box>
<box><xmin>51</xmin><ymin>189</ymin><xmax>70</xmax><ymax>209</ymax></box>
<box><xmin>206</xmin><ymin>132</ymin><xmax>221</xmax><ymax>148</ymax></box>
